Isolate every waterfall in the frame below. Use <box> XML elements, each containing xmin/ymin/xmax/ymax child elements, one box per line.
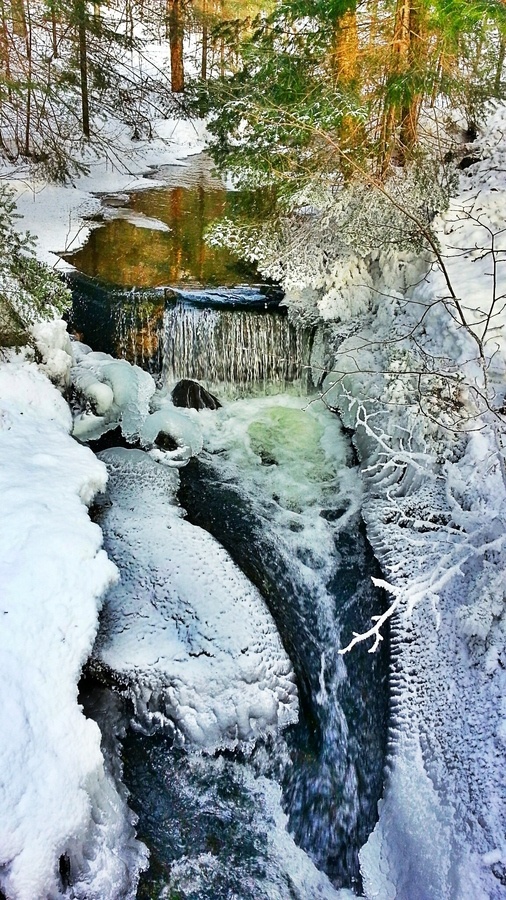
<box><xmin>68</xmin><ymin>276</ymin><xmax>313</xmax><ymax>396</ymax></box>
<box><xmin>161</xmin><ymin>300</ymin><xmax>312</xmax><ymax>395</ymax></box>
<box><xmin>67</xmin><ymin>246</ymin><xmax>388</xmax><ymax>899</ymax></box>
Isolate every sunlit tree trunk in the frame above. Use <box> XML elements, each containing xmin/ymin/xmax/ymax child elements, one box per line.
<box><xmin>219</xmin><ymin>0</ymin><xmax>224</xmax><ymax>77</ymax></box>
<box><xmin>399</xmin><ymin>1</ymin><xmax>423</xmax><ymax>162</ymax></box>
<box><xmin>167</xmin><ymin>0</ymin><xmax>184</xmax><ymax>92</ymax></box>
<box><xmin>328</xmin><ymin>3</ymin><xmax>362</xmax><ymax>171</ymax></box>
<box><xmin>329</xmin><ymin>4</ymin><xmax>358</xmax><ymax>84</ymax></box>
<box><xmin>379</xmin><ymin>0</ymin><xmax>423</xmax><ymax>175</ymax></box>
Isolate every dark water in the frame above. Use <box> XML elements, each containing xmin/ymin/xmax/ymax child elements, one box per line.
<box><xmin>71</xmin><ymin>161</ymin><xmax>389</xmax><ymax>899</ymax></box>
<box><xmin>177</xmin><ymin>459</ymin><xmax>388</xmax><ymax>890</ymax></box>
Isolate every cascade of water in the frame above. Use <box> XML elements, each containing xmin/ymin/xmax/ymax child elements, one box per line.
<box><xmin>177</xmin><ymin>397</ymin><xmax>389</xmax><ymax>890</ymax></box>
<box><xmin>68</xmin><ymin>223</ymin><xmax>388</xmax><ymax>897</ymax></box>
<box><xmin>161</xmin><ymin>300</ymin><xmax>313</xmax><ymax>395</ymax></box>
<box><xmin>68</xmin><ymin>275</ymin><xmax>313</xmax><ymax>396</ymax></box>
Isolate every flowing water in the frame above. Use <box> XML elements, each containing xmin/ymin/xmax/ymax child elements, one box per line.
<box><xmin>71</xmin><ymin>155</ymin><xmax>389</xmax><ymax>899</ymax></box>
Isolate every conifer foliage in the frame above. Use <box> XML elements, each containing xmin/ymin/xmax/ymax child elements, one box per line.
<box><xmin>195</xmin><ymin>0</ymin><xmax>506</xmax><ymax>191</ymax></box>
<box><xmin>0</xmin><ymin>185</ymin><xmax>69</xmax><ymax>344</ymax></box>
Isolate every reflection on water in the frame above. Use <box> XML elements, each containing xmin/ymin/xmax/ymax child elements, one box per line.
<box><xmin>64</xmin><ymin>155</ymin><xmax>268</xmax><ymax>288</ymax></box>
<box><xmin>115</xmin><ymin>296</ymin><xmax>166</xmax><ymax>370</ymax></box>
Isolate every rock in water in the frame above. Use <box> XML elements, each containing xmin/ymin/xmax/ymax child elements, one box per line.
<box><xmin>171</xmin><ymin>379</ymin><xmax>221</xmax><ymax>411</ymax></box>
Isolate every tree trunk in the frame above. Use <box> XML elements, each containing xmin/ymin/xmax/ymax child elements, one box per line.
<box><xmin>167</xmin><ymin>0</ymin><xmax>184</xmax><ymax>92</ymax></box>
<box><xmin>379</xmin><ymin>0</ymin><xmax>423</xmax><ymax>175</ymax></box>
<box><xmin>0</xmin><ymin>0</ymin><xmax>12</xmax><ymax>93</ymax></box>
<box><xmin>23</xmin><ymin>0</ymin><xmax>31</xmax><ymax>155</ymax></box>
<box><xmin>201</xmin><ymin>0</ymin><xmax>207</xmax><ymax>81</ymax></box>
<box><xmin>399</xmin><ymin>1</ymin><xmax>423</xmax><ymax>161</ymax></box>
<box><xmin>329</xmin><ymin>4</ymin><xmax>358</xmax><ymax>84</ymax></box>
<box><xmin>494</xmin><ymin>36</ymin><xmax>506</xmax><ymax>98</ymax></box>
<box><xmin>219</xmin><ymin>0</ymin><xmax>224</xmax><ymax>77</ymax></box>
<box><xmin>76</xmin><ymin>0</ymin><xmax>90</xmax><ymax>137</ymax></box>
<box><xmin>51</xmin><ymin>3</ymin><xmax>57</xmax><ymax>57</ymax></box>
<box><xmin>126</xmin><ymin>0</ymin><xmax>133</xmax><ymax>44</ymax></box>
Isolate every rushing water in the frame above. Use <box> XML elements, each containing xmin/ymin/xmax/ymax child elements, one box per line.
<box><xmin>68</xmin><ymin>276</ymin><xmax>313</xmax><ymax>397</ymax></box>
<box><xmin>71</xmin><ymin>159</ymin><xmax>389</xmax><ymax>899</ymax></box>
<box><xmin>176</xmin><ymin>398</ymin><xmax>388</xmax><ymax>891</ymax></box>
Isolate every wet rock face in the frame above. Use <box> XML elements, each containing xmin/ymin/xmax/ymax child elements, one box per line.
<box><xmin>171</xmin><ymin>379</ymin><xmax>222</xmax><ymax>411</ymax></box>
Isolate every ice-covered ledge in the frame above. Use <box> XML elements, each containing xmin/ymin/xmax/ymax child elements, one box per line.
<box><xmin>0</xmin><ymin>348</ymin><xmax>147</xmax><ymax>899</ymax></box>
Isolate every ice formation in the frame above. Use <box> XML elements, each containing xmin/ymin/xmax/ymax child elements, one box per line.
<box><xmin>92</xmin><ymin>447</ymin><xmax>299</xmax><ymax>748</ymax></box>
<box><xmin>141</xmin><ymin>403</ymin><xmax>204</xmax><ymax>466</ymax></box>
<box><xmin>71</xmin><ymin>340</ymin><xmax>156</xmax><ymax>442</ymax></box>
<box><xmin>0</xmin><ymin>354</ymin><xmax>147</xmax><ymax>900</ymax></box>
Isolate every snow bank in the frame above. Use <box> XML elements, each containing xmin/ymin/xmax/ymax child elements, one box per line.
<box><xmin>92</xmin><ymin>447</ymin><xmax>298</xmax><ymax>748</ymax></box>
<box><xmin>0</xmin><ymin>355</ymin><xmax>147</xmax><ymax>898</ymax></box>
<box><xmin>31</xmin><ymin>318</ymin><xmax>74</xmax><ymax>388</ymax></box>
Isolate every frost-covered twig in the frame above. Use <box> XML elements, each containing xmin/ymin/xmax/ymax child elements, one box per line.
<box><xmin>339</xmin><ymin>578</ymin><xmax>401</xmax><ymax>654</ymax></box>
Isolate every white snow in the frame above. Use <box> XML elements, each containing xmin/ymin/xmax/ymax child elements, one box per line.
<box><xmin>0</xmin><ymin>353</ymin><xmax>147</xmax><ymax>899</ymax></box>
<box><xmin>92</xmin><ymin>447</ymin><xmax>298</xmax><ymax>748</ymax></box>
<box><xmin>71</xmin><ymin>340</ymin><xmax>156</xmax><ymax>442</ymax></box>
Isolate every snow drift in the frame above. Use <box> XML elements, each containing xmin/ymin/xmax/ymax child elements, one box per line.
<box><xmin>0</xmin><ymin>353</ymin><xmax>147</xmax><ymax>899</ymax></box>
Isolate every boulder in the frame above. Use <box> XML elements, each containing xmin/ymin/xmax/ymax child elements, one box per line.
<box><xmin>171</xmin><ymin>379</ymin><xmax>221</xmax><ymax>411</ymax></box>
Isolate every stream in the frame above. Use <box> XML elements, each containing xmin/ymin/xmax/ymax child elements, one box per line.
<box><xmin>70</xmin><ymin>155</ymin><xmax>389</xmax><ymax>899</ymax></box>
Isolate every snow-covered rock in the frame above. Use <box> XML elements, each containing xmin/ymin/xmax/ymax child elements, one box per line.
<box><xmin>91</xmin><ymin>447</ymin><xmax>299</xmax><ymax>748</ymax></box>
<box><xmin>71</xmin><ymin>340</ymin><xmax>156</xmax><ymax>442</ymax></box>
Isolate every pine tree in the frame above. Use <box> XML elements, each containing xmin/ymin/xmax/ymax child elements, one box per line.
<box><xmin>0</xmin><ymin>185</ymin><xmax>70</xmax><ymax>345</ymax></box>
<box><xmin>194</xmin><ymin>0</ymin><xmax>506</xmax><ymax>195</ymax></box>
